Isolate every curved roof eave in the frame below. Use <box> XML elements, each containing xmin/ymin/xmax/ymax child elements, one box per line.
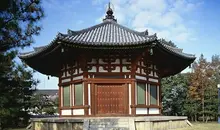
<box><xmin>156</xmin><ymin>40</ymin><xmax>196</xmax><ymax>60</ymax></box>
<box><xmin>19</xmin><ymin>39</ymin><xmax>196</xmax><ymax>61</ymax></box>
<box><xmin>18</xmin><ymin>33</ymin><xmax>63</xmax><ymax>59</ymax></box>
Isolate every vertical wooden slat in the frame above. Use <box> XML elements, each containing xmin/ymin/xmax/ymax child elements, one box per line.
<box><xmin>94</xmin><ymin>84</ymin><xmax>97</xmax><ymax>114</ymax></box>
<box><xmin>131</xmin><ymin>81</ymin><xmax>136</xmax><ymax>115</ymax></box>
<box><xmin>91</xmin><ymin>83</ymin><xmax>95</xmax><ymax>115</ymax></box>
<box><xmin>125</xmin><ymin>83</ymin><xmax>129</xmax><ymax>114</ymax></box>
<box><xmin>70</xmin><ymin>84</ymin><xmax>73</xmax><ymax>115</ymax></box>
<box><xmin>159</xmin><ymin>79</ymin><xmax>162</xmax><ymax>115</ymax></box>
<box><xmin>84</xmin><ymin>82</ymin><xmax>88</xmax><ymax>115</ymax></box>
<box><xmin>58</xmin><ymin>86</ymin><xmax>62</xmax><ymax>117</ymax></box>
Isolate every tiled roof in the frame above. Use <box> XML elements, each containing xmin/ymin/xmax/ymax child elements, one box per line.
<box><xmin>59</xmin><ymin>20</ymin><xmax>157</xmax><ymax>45</ymax></box>
<box><xmin>35</xmin><ymin>89</ymin><xmax>58</xmax><ymax>96</ymax></box>
<box><xmin>18</xmin><ymin>6</ymin><xmax>195</xmax><ymax>60</ymax></box>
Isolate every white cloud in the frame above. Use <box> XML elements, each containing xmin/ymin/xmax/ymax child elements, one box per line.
<box><xmin>95</xmin><ymin>0</ymin><xmax>202</xmax><ymax>44</ymax></box>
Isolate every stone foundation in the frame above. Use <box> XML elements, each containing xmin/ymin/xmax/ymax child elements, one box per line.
<box><xmin>31</xmin><ymin>116</ymin><xmax>190</xmax><ymax>130</ymax></box>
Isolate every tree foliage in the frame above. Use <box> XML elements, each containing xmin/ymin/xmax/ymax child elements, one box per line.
<box><xmin>162</xmin><ymin>74</ymin><xmax>189</xmax><ymax>116</ymax></box>
<box><xmin>30</xmin><ymin>93</ymin><xmax>58</xmax><ymax>115</ymax></box>
<box><xmin>162</xmin><ymin>54</ymin><xmax>219</xmax><ymax>122</ymax></box>
<box><xmin>187</xmin><ymin>54</ymin><xmax>217</xmax><ymax>122</ymax></box>
<box><xmin>0</xmin><ymin>0</ymin><xmax>44</xmax><ymax>129</ymax></box>
<box><xmin>0</xmin><ymin>51</ymin><xmax>38</xmax><ymax>129</ymax></box>
<box><xmin>0</xmin><ymin>0</ymin><xmax>44</xmax><ymax>52</ymax></box>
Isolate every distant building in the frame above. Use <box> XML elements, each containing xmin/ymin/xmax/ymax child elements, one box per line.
<box><xmin>34</xmin><ymin>89</ymin><xmax>58</xmax><ymax>100</ymax></box>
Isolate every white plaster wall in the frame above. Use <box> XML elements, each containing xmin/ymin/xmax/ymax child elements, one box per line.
<box><xmin>99</xmin><ymin>59</ymin><xmax>107</xmax><ymax>64</ymax></box>
<box><xmin>136</xmin><ymin>108</ymin><xmax>148</xmax><ymax>114</ymax></box>
<box><xmin>66</xmin><ymin>71</ymin><xmax>71</xmax><ymax>77</ymax></box>
<box><xmin>112</xmin><ymin>66</ymin><xmax>120</xmax><ymax>72</ymax></box>
<box><xmin>79</xmin><ymin>68</ymin><xmax>83</xmax><ymax>74</ymax></box>
<box><xmin>149</xmin><ymin>108</ymin><xmax>159</xmax><ymax>114</ymax></box>
<box><xmin>154</xmin><ymin>72</ymin><xmax>158</xmax><ymax>77</ymax></box>
<box><xmin>148</xmin><ymin>78</ymin><xmax>158</xmax><ymax>83</ymax></box>
<box><xmin>88</xmin><ymin>59</ymin><xmax>96</xmax><ymax>64</ymax></box>
<box><xmin>73</xmin><ymin>68</ymin><xmax>77</xmax><ymax>75</ymax></box>
<box><xmin>136</xmin><ymin>68</ymin><xmax>141</xmax><ymax>73</ymax></box>
<box><xmin>61</xmin><ymin>110</ymin><xmax>71</xmax><ymax>115</ymax></box>
<box><xmin>99</xmin><ymin>66</ymin><xmax>108</xmax><ymax>72</ymax></box>
<box><xmin>149</xmin><ymin>71</ymin><xmax>154</xmax><ymax>76</ymax></box>
<box><xmin>88</xmin><ymin>66</ymin><xmax>96</xmax><ymax>72</ymax></box>
<box><xmin>122</xmin><ymin>66</ymin><xmax>130</xmax><ymax>72</ymax></box>
<box><xmin>73</xmin><ymin>109</ymin><xmax>84</xmax><ymax>115</ymax></box>
<box><xmin>61</xmin><ymin>78</ymin><xmax>71</xmax><ymax>83</ymax></box>
<box><xmin>135</xmin><ymin>75</ymin><xmax>147</xmax><ymax>80</ymax></box>
<box><xmin>72</xmin><ymin>75</ymin><xmax>83</xmax><ymax>80</ymax></box>
<box><xmin>122</xmin><ymin>59</ymin><xmax>131</xmax><ymax>64</ymax></box>
<box><xmin>142</xmin><ymin>69</ymin><xmax>146</xmax><ymax>75</ymax></box>
<box><xmin>112</xmin><ymin>59</ymin><xmax>120</xmax><ymax>64</ymax></box>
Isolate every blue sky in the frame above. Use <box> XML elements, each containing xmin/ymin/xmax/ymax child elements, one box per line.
<box><xmin>19</xmin><ymin>0</ymin><xmax>220</xmax><ymax>89</ymax></box>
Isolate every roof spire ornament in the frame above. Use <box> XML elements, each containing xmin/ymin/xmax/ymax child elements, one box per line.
<box><xmin>103</xmin><ymin>2</ymin><xmax>117</xmax><ymax>22</ymax></box>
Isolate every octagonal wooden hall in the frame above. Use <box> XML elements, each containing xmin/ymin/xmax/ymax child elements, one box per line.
<box><xmin>19</xmin><ymin>5</ymin><xmax>195</xmax><ymax>117</ymax></box>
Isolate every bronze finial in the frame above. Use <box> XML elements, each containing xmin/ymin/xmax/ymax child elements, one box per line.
<box><xmin>103</xmin><ymin>2</ymin><xmax>117</xmax><ymax>22</ymax></box>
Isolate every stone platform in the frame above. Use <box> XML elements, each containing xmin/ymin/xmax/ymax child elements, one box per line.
<box><xmin>31</xmin><ymin>116</ymin><xmax>190</xmax><ymax>130</ymax></box>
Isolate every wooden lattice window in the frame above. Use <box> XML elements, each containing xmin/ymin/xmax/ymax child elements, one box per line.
<box><xmin>137</xmin><ymin>83</ymin><xmax>146</xmax><ymax>105</ymax></box>
<box><xmin>63</xmin><ymin>86</ymin><xmax>70</xmax><ymax>107</ymax></box>
<box><xmin>74</xmin><ymin>83</ymin><xmax>83</xmax><ymax>106</ymax></box>
<box><xmin>150</xmin><ymin>84</ymin><xmax>157</xmax><ymax>105</ymax></box>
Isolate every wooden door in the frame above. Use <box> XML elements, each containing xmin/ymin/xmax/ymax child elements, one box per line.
<box><xmin>96</xmin><ymin>84</ymin><xmax>127</xmax><ymax>115</ymax></box>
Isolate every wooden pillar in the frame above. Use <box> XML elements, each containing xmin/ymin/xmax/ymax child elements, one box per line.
<box><xmin>58</xmin><ymin>85</ymin><xmax>62</xmax><ymax>117</ymax></box>
<box><xmin>131</xmin><ymin>80</ymin><xmax>136</xmax><ymax>115</ymax></box>
<box><xmin>91</xmin><ymin>83</ymin><xmax>95</xmax><ymax>115</ymax></box>
<box><xmin>130</xmin><ymin>52</ymin><xmax>144</xmax><ymax>116</ymax></box>
<box><xmin>84</xmin><ymin>81</ymin><xmax>89</xmax><ymax>115</ymax></box>
<box><xmin>124</xmin><ymin>83</ymin><xmax>129</xmax><ymax>114</ymax></box>
<box><xmin>159</xmin><ymin>79</ymin><xmax>162</xmax><ymax>115</ymax></box>
<box><xmin>79</xmin><ymin>54</ymin><xmax>89</xmax><ymax>116</ymax></box>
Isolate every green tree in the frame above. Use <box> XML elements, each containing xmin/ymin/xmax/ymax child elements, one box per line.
<box><xmin>203</xmin><ymin>55</ymin><xmax>220</xmax><ymax>121</ymax></box>
<box><xmin>0</xmin><ymin>0</ymin><xmax>44</xmax><ymax>129</ymax></box>
<box><xmin>30</xmin><ymin>94</ymin><xmax>58</xmax><ymax>115</ymax></box>
<box><xmin>0</xmin><ymin>51</ymin><xmax>38</xmax><ymax>129</ymax></box>
<box><xmin>0</xmin><ymin>0</ymin><xmax>44</xmax><ymax>52</ymax></box>
<box><xmin>187</xmin><ymin>54</ymin><xmax>214</xmax><ymax>122</ymax></box>
<box><xmin>162</xmin><ymin>74</ymin><xmax>189</xmax><ymax>116</ymax></box>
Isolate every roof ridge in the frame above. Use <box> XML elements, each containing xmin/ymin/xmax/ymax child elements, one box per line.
<box><xmin>109</xmin><ymin>21</ymin><xmax>147</xmax><ymax>37</ymax></box>
<box><xmin>66</xmin><ymin>21</ymin><xmax>151</xmax><ymax>38</ymax></box>
<box><xmin>67</xmin><ymin>22</ymin><xmax>107</xmax><ymax>34</ymax></box>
